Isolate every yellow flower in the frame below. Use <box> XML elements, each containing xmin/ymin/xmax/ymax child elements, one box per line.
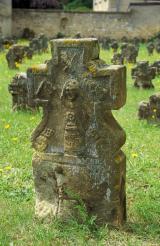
<box><xmin>15</xmin><ymin>62</ymin><xmax>20</xmax><ymax>68</ymax></box>
<box><xmin>4</xmin><ymin>124</ymin><xmax>10</xmax><ymax>129</ymax></box>
<box><xmin>152</xmin><ymin>115</ymin><xmax>155</xmax><ymax>119</ymax></box>
<box><xmin>131</xmin><ymin>152</ymin><xmax>138</xmax><ymax>158</ymax></box>
<box><xmin>4</xmin><ymin>166</ymin><xmax>12</xmax><ymax>171</ymax></box>
<box><xmin>153</xmin><ymin>109</ymin><xmax>157</xmax><ymax>113</ymax></box>
<box><xmin>12</xmin><ymin>137</ymin><xmax>18</xmax><ymax>141</ymax></box>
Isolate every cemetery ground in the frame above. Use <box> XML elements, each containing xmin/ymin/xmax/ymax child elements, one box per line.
<box><xmin>0</xmin><ymin>42</ymin><xmax>160</xmax><ymax>246</ymax></box>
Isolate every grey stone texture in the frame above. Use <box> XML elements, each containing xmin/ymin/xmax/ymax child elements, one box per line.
<box><xmin>31</xmin><ymin>38</ymin><xmax>127</xmax><ymax>226</ymax></box>
<box><xmin>132</xmin><ymin>61</ymin><xmax>156</xmax><ymax>89</ymax></box>
<box><xmin>138</xmin><ymin>93</ymin><xmax>160</xmax><ymax>123</ymax></box>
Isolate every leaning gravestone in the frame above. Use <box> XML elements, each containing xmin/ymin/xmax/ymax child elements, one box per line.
<box><xmin>131</xmin><ymin>61</ymin><xmax>156</xmax><ymax>88</ymax></box>
<box><xmin>32</xmin><ymin>38</ymin><xmax>127</xmax><ymax>226</ymax></box>
<box><xmin>138</xmin><ymin>93</ymin><xmax>160</xmax><ymax>123</ymax></box>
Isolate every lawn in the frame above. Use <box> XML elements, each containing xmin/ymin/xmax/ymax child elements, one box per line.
<box><xmin>0</xmin><ymin>42</ymin><xmax>160</xmax><ymax>245</ymax></box>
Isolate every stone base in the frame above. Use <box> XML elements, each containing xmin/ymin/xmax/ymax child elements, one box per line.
<box><xmin>33</xmin><ymin>152</ymin><xmax>126</xmax><ymax>226</ymax></box>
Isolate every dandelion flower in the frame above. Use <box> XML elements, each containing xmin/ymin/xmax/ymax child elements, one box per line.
<box><xmin>4</xmin><ymin>124</ymin><xmax>10</xmax><ymax>129</ymax></box>
<box><xmin>12</xmin><ymin>137</ymin><xmax>18</xmax><ymax>141</ymax></box>
<box><xmin>4</xmin><ymin>166</ymin><xmax>12</xmax><ymax>171</ymax></box>
<box><xmin>131</xmin><ymin>152</ymin><xmax>138</xmax><ymax>158</ymax></box>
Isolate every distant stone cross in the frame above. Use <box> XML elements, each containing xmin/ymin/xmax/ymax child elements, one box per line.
<box><xmin>32</xmin><ymin>38</ymin><xmax>126</xmax><ymax>226</ymax></box>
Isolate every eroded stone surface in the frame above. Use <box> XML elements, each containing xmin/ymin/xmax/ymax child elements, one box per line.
<box><xmin>138</xmin><ymin>93</ymin><xmax>160</xmax><ymax>123</ymax></box>
<box><xmin>131</xmin><ymin>61</ymin><xmax>156</xmax><ymax>89</ymax></box>
<box><xmin>29</xmin><ymin>33</ymin><xmax>48</xmax><ymax>54</ymax></box>
<box><xmin>6</xmin><ymin>44</ymin><xmax>32</xmax><ymax>69</ymax></box>
<box><xmin>125</xmin><ymin>43</ymin><xmax>138</xmax><ymax>63</ymax></box>
<box><xmin>110</xmin><ymin>41</ymin><xmax>119</xmax><ymax>53</ymax></box>
<box><xmin>111</xmin><ymin>53</ymin><xmax>124</xmax><ymax>65</ymax></box>
<box><xmin>147</xmin><ymin>42</ymin><xmax>154</xmax><ymax>55</ymax></box>
<box><xmin>8</xmin><ymin>64</ymin><xmax>48</xmax><ymax>111</ymax></box>
<box><xmin>32</xmin><ymin>38</ymin><xmax>127</xmax><ymax>226</ymax></box>
<box><xmin>151</xmin><ymin>60</ymin><xmax>160</xmax><ymax>76</ymax></box>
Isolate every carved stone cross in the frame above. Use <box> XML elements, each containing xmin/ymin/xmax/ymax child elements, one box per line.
<box><xmin>32</xmin><ymin>38</ymin><xmax>126</xmax><ymax>226</ymax></box>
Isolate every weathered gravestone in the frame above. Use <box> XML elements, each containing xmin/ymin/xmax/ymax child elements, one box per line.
<box><xmin>101</xmin><ymin>37</ymin><xmax>111</xmax><ymax>50</ymax></box>
<box><xmin>8</xmin><ymin>72</ymin><xmax>28</xmax><ymax>110</ymax></box>
<box><xmin>111</xmin><ymin>53</ymin><xmax>124</xmax><ymax>65</ymax></box>
<box><xmin>125</xmin><ymin>44</ymin><xmax>138</xmax><ymax>63</ymax></box>
<box><xmin>29</xmin><ymin>34</ymin><xmax>48</xmax><ymax>54</ymax></box>
<box><xmin>120</xmin><ymin>42</ymin><xmax>128</xmax><ymax>58</ymax></box>
<box><xmin>8</xmin><ymin>64</ymin><xmax>48</xmax><ymax>111</ymax></box>
<box><xmin>147</xmin><ymin>42</ymin><xmax>154</xmax><ymax>55</ymax></box>
<box><xmin>110</xmin><ymin>41</ymin><xmax>119</xmax><ymax>53</ymax></box>
<box><xmin>138</xmin><ymin>93</ymin><xmax>160</xmax><ymax>123</ymax></box>
<box><xmin>32</xmin><ymin>38</ymin><xmax>127</xmax><ymax>226</ymax></box>
<box><xmin>155</xmin><ymin>40</ymin><xmax>160</xmax><ymax>53</ymax></box>
<box><xmin>131</xmin><ymin>61</ymin><xmax>155</xmax><ymax>89</ymax></box>
<box><xmin>151</xmin><ymin>60</ymin><xmax>160</xmax><ymax>76</ymax></box>
<box><xmin>6</xmin><ymin>44</ymin><xmax>33</xmax><ymax>69</ymax></box>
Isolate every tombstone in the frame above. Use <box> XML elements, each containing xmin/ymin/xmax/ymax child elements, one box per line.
<box><xmin>120</xmin><ymin>42</ymin><xmax>128</xmax><ymax>58</ymax></box>
<box><xmin>155</xmin><ymin>40</ymin><xmax>160</xmax><ymax>53</ymax></box>
<box><xmin>8</xmin><ymin>72</ymin><xmax>28</xmax><ymax>110</ymax></box>
<box><xmin>29</xmin><ymin>37</ymin><xmax>41</xmax><ymax>54</ymax></box>
<box><xmin>131</xmin><ymin>37</ymin><xmax>140</xmax><ymax>47</ymax></box>
<box><xmin>121</xmin><ymin>36</ymin><xmax>128</xmax><ymax>43</ymax></box>
<box><xmin>101</xmin><ymin>37</ymin><xmax>111</xmax><ymax>50</ymax></box>
<box><xmin>8</xmin><ymin>64</ymin><xmax>48</xmax><ymax>111</ymax></box>
<box><xmin>22</xmin><ymin>28</ymin><xmax>35</xmax><ymax>40</ymax></box>
<box><xmin>138</xmin><ymin>93</ymin><xmax>160</xmax><ymax>123</ymax></box>
<box><xmin>32</xmin><ymin>38</ymin><xmax>127</xmax><ymax>226</ymax></box>
<box><xmin>151</xmin><ymin>61</ymin><xmax>160</xmax><ymax>76</ymax></box>
<box><xmin>125</xmin><ymin>44</ymin><xmax>138</xmax><ymax>63</ymax></box>
<box><xmin>131</xmin><ymin>61</ymin><xmax>156</xmax><ymax>89</ymax></box>
<box><xmin>111</xmin><ymin>53</ymin><xmax>124</xmax><ymax>65</ymax></box>
<box><xmin>6</xmin><ymin>45</ymin><xmax>26</xmax><ymax>69</ymax></box>
<box><xmin>111</xmin><ymin>41</ymin><xmax>119</xmax><ymax>53</ymax></box>
<box><xmin>3</xmin><ymin>38</ymin><xmax>16</xmax><ymax>49</ymax></box>
<box><xmin>29</xmin><ymin>34</ymin><xmax>48</xmax><ymax>54</ymax></box>
<box><xmin>147</xmin><ymin>42</ymin><xmax>154</xmax><ymax>55</ymax></box>
<box><xmin>27</xmin><ymin>63</ymin><xmax>49</xmax><ymax>109</ymax></box>
<box><xmin>39</xmin><ymin>33</ymin><xmax>49</xmax><ymax>52</ymax></box>
<box><xmin>6</xmin><ymin>44</ymin><xmax>33</xmax><ymax>69</ymax></box>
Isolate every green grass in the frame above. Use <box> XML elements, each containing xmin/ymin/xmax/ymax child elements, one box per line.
<box><xmin>0</xmin><ymin>43</ymin><xmax>160</xmax><ymax>245</ymax></box>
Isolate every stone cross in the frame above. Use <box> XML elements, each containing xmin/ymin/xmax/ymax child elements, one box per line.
<box><xmin>32</xmin><ymin>38</ymin><xmax>126</xmax><ymax>226</ymax></box>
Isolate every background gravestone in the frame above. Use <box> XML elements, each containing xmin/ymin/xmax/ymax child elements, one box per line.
<box><xmin>138</xmin><ymin>93</ymin><xmax>160</xmax><ymax>123</ymax></box>
<box><xmin>8</xmin><ymin>64</ymin><xmax>48</xmax><ymax>111</ymax></box>
<box><xmin>132</xmin><ymin>61</ymin><xmax>156</xmax><ymax>89</ymax></box>
<box><xmin>32</xmin><ymin>38</ymin><xmax>127</xmax><ymax>226</ymax></box>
